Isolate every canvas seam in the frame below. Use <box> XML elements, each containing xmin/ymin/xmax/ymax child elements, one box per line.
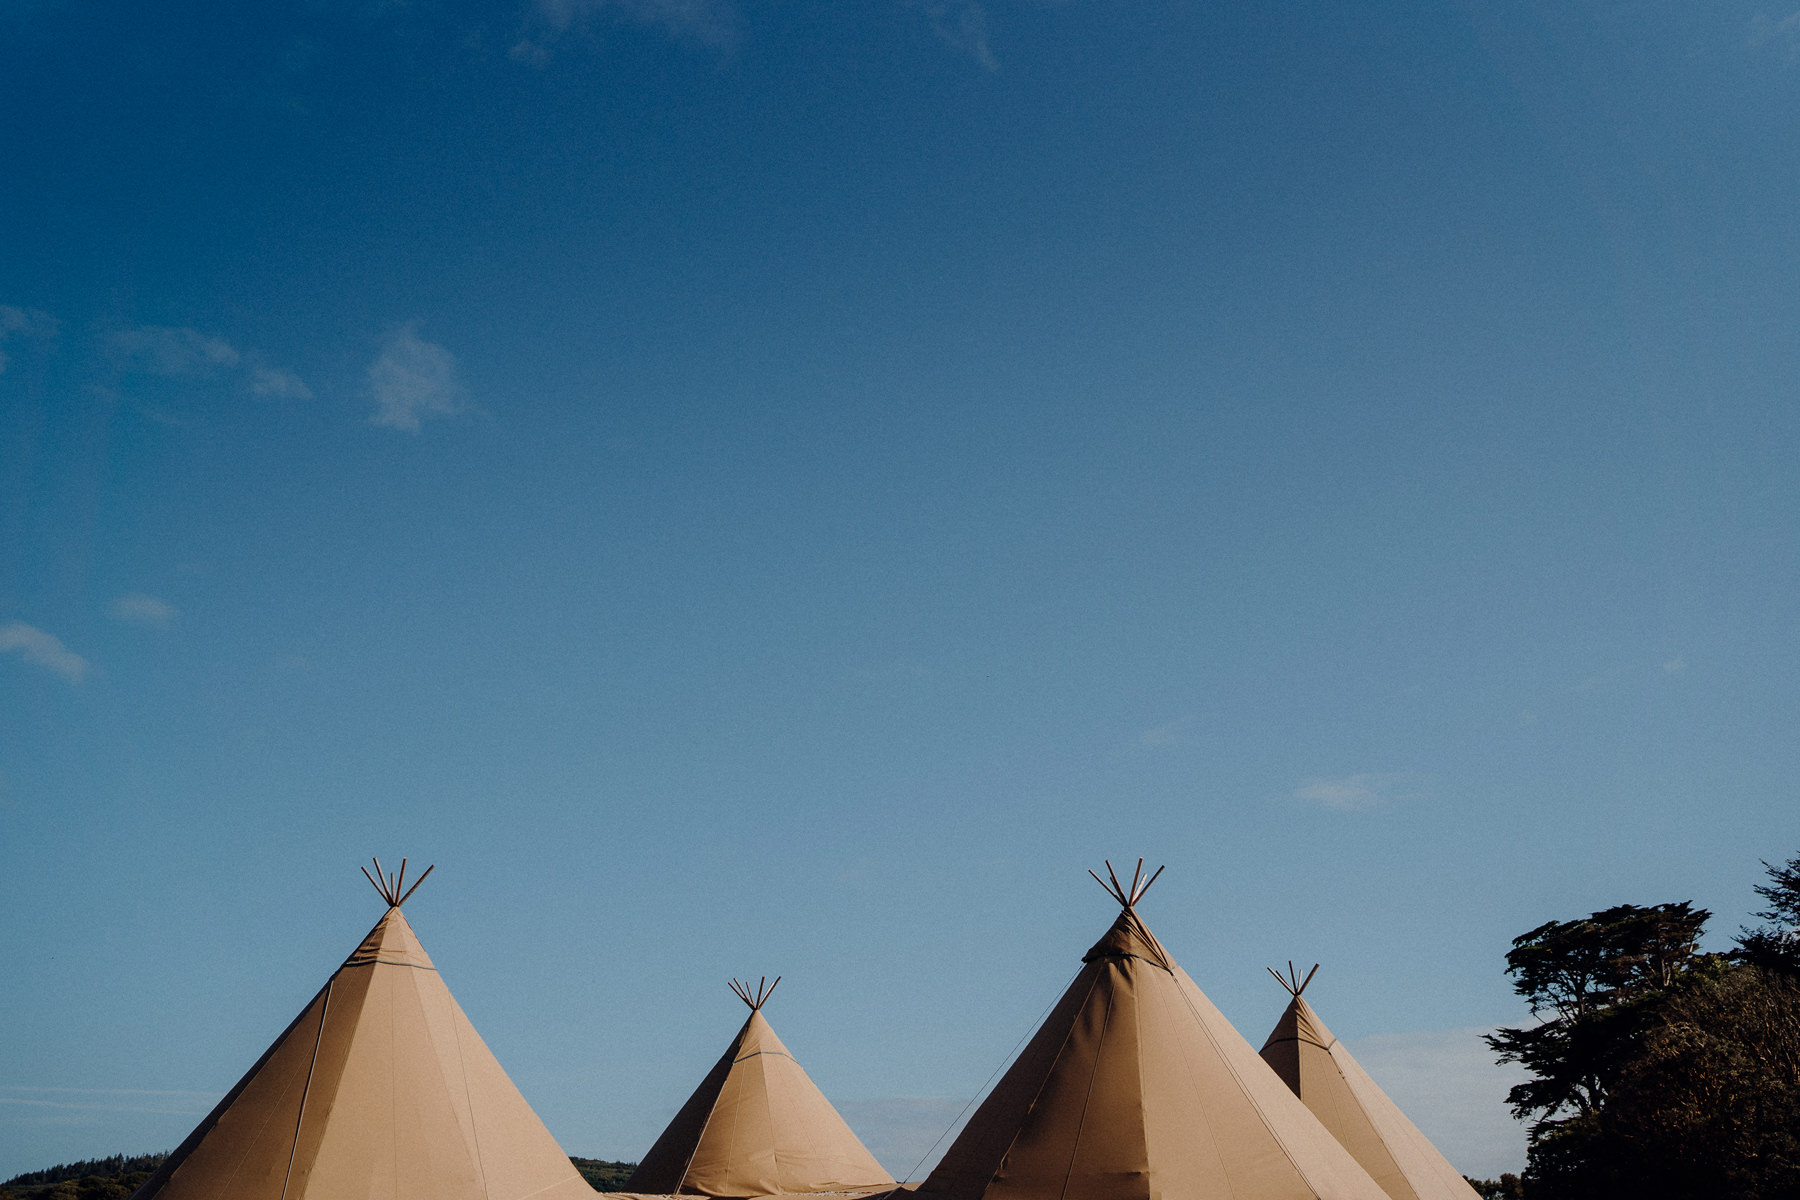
<box><xmin>1057</xmin><ymin>965</ymin><xmax>1119</xmax><ymax>1200</ymax></box>
<box><xmin>976</xmin><ymin>970</ymin><xmax>1102</xmax><ymax>1198</ymax></box>
<box><xmin>1167</xmin><ymin>973</ymin><xmax>1323</xmax><ymax>1197</ymax></box>
<box><xmin>449</xmin><ymin>988</ymin><xmax>492</xmax><ymax>1200</ymax></box>
<box><xmin>278</xmin><ymin>979</ymin><xmax>333</xmax><ymax>1200</ymax></box>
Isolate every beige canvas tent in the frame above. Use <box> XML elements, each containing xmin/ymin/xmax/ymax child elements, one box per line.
<box><xmin>626</xmin><ymin>976</ymin><xmax>895</xmax><ymax>1198</ymax></box>
<box><xmin>131</xmin><ymin>860</ymin><xmax>594</xmax><ymax>1200</ymax></box>
<box><xmin>911</xmin><ymin>862</ymin><xmax>1393</xmax><ymax>1200</ymax></box>
<box><xmin>1258</xmin><ymin>966</ymin><xmax>1479</xmax><ymax>1200</ymax></box>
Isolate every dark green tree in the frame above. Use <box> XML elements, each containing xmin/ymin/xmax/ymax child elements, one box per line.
<box><xmin>1485</xmin><ymin>902</ymin><xmax>1715</xmax><ymax>1197</ymax></box>
<box><xmin>1737</xmin><ymin>856</ymin><xmax>1800</xmax><ymax>977</ymax></box>
<box><xmin>1595</xmin><ymin>964</ymin><xmax>1800</xmax><ymax>1198</ymax></box>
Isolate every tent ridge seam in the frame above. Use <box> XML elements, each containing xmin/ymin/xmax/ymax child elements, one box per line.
<box><xmin>977</xmin><ymin>971</ymin><xmax>1103</xmax><ymax>1199</ymax></box>
<box><xmin>277</xmin><ymin>978</ymin><xmax>333</xmax><ymax>1200</ymax></box>
<box><xmin>1056</xmin><ymin>968</ymin><xmax>1118</xmax><ymax>1200</ymax></box>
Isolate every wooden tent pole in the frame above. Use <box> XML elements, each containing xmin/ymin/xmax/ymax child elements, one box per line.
<box><xmin>1138</xmin><ymin>864</ymin><xmax>1165</xmax><ymax>901</ymax></box>
<box><xmin>360</xmin><ymin>865</ymin><xmax>388</xmax><ymax>904</ymax></box>
<box><xmin>396</xmin><ymin>864</ymin><xmax>435</xmax><ymax>907</ymax></box>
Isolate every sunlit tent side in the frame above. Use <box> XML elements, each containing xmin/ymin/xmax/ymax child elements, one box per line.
<box><xmin>1258</xmin><ymin>965</ymin><xmax>1480</xmax><ymax>1200</ymax></box>
<box><xmin>626</xmin><ymin>976</ymin><xmax>895</xmax><ymax>1198</ymax></box>
<box><xmin>911</xmin><ymin>861</ymin><xmax>1393</xmax><ymax>1200</ymax></box>
<box><xmin>131</xmin><ymin>860</ymin><xmax>594</xmax><ymax>1200</ymax></box>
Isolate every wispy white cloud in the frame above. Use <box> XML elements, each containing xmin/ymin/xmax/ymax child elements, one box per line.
<box><xmin>249</xmin><ymin>365</ymin><xmax>313</xmax><ymax>400</ymax></box>
<box><xmin>111</xmin><ymin>325</ymin><xmax>311</xmax><ymax>400</ymax></box>
<box><xmin>0</xmin><ymin>621</ymin><xmax>89</xmax><ymax>683</ymax></box>
<box><xmin>837</xmin><ymin>1097</ymin><xmax>971</xmax><ymax>1181</ymax></box>
<box><xmin>0</xmin><ymin>304</ymin><xmax>59</xmax><ymax>372</ymax></box>
<box><xmin>1662</xmin><ymin>656</ymin><xmax>1687</xmax><ymax>675</ymax></box>
<box><xmin>367</xmin><ymin>323</ymin><xmax>467</xmax><ymax>432</ymax></box>
<box><xmin>111</xmin><ymin>326</ymin><xmax>242</xmax><ymax>376</ymax></box>
<box><xmin>920</xmin><ymin>1</ymin><xmax>996</xmax><ymax>70</ymax></box>
<box><xmin>1344</xmin><ymin>1027</ymin><xmax>1529</xmax><ymax>1179</ymax></box>
<box><xmin>1749</xmin><ymin>11</ymin><xmax>1800</xmax><ymax>64</ymax></box>
<box><xmin>108</xmin><ymin>592</ymin><xmax>178</xmax><ymax>628</ymax></box>
<box><xmin>1137</xmin><ymin>717</ymin><xmax>1193</xmax><ymax>748</ymax></box>
<box><xmin>1291</xmin><ymin>772</ymin><xmax>1422</xmax><ymax>811</ymax></box>
<box><xmin>512</xmin><ymin>0</ymin><xmax>737</xmax><ymax>62</ymax></box>
<box><xmin>0</xmin><ymin>1086</ymin><xmax>213</xmax><ymax>1117</ymax></box>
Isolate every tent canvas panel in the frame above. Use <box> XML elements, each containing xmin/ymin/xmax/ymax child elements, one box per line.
<box><xmin>1260</xmin><ymin>994</ymin><xmax>1478</xmax><ymax>1200</ymax></box>
<box><xmin>133</xmin><ymin>877</ymin><xmax>593</xmax><ymax>1200</ymax></box>
<box><xmin>627</xmin><ymin>1002</ymin><xmax>893</xmax><ymax>1198</ymax></box>
<box><xmin>914</xmin><ymin>868</ymin><xmax>1394</xmax><ymax>1200</ymax></box>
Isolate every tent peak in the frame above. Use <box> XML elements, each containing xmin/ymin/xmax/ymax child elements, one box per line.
<box><xmin>1267</xmin><ymin>960</ymin><xmax>1321</xmax><ymax>997</ymax></box>
<box><xmin>728</xmin><ymin>974</ymin><xmax>781</xmax><ymax>1010</ymax></box>
<box><xmin>360</xmin><ymin>856</ymin><xmax>434</xmax><ymax>908</ymax></box>
<box><xmin>1086</xmin><ymin>857</ymin><xmax>1164</xmax><ymax>909</ymax></box>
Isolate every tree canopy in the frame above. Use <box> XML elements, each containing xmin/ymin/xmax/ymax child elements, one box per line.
<box><xmin>1489</xmin><ymin>857</ymin><xmax>1800</xmax><ymax>1199</ymax></box>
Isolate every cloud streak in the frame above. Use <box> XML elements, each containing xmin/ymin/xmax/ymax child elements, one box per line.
<box><xmin>921</xmin><ymin>1</ymin><xmax>996</xmax><ymax>70</ymax></box>
<box><xmin>111</xmin><ymin>325</ymin><xmax>312</xmax><ymax>399</ymax></box>
<box><xmin>1344</xmin><ymin>1027</ymin><xmax>1529</xmax><ymax>1179</ymax></box>
<box><xmin>512</xmin><ymin>0</ymin><xmax>737</xmax><ymax>61</ymax></box>
<box><xmin>0</xmin><ymin>621</ymin><xmax>89</xmax><ymax>683</ymax></box>
<box><xmin>1291</xmin><ymin>772</ymin><xmax>1423</xmax><ymax>811</ymax></box>
<box><xmin>108</xmin><ymin>592</ymin><xmax>178</xmax><ymax>628</ymax></box>
<box><xmin>0</xmin><ymin>304</ymin><xmax>59</xmax><ymax>372</ymax></box>
<box><xmin>368</xmin><ymin>324</ymin><xmax>467</xmax><ymax>432</ymax></box>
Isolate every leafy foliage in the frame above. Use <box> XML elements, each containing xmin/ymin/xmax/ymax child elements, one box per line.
<box><xmin>1486</xmin><ymin>902</ymin><xmax>1713</xmax><ymax>1125</ymax></box>
<box><xmin>1597</xmin><ymin>966</ymin><xmax>1800</xmax><ymax>1198</ymax></box>
<box><xmin>1490</xmin><ymin>859</ymin><xmax>1800</xmax><ymax>1199</ymax></box>
<box><xmin>2</xmin><ymin>1158</ymin><xmax>166</xmax><ymax>1189</ymax></box>
<box><xmin>1737</xmin><ymin>856</ymin><xmax>1800</xmax><ymax>977</ymax></box>
<box><xmin>569</xmin><ymin>1158</ymin><xmax>637</xmax><ymax>1192</ymax></box>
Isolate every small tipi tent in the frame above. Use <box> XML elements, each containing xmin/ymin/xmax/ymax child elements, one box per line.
<box><xmin>626</xmin><ymin>976</ymin><xmax>895</xmax><ymax>1198</ymax></box>
<box><xmin>1258</xmin><ymin>965</ymin><xmax>1480</xmax><ymax>1200</ymax></box>
<box><xmin>131</xmin><ymin>860</ymin><xmax>593</xmax><ymax>1200</ymax></box>
<box><xmin>912</xmin><ymin>862</ymin><xmax>1392</xmax><ymax>1200</ymax></box>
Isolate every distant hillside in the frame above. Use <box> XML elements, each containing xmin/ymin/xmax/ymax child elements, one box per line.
<box><xmin>1</xmin><ymin>1154</ymin><xmax>166</xmax><ymax>1200</ymax></box>
<box><xmin>571</xmin><ymin>1157</ymin><xmax>637</xmax><ymax>1191</ymax></box>
<box><xmin>1</xmin><ymin>1154</ymin><xmax>635</xmax><ymax>1198</ymax></box>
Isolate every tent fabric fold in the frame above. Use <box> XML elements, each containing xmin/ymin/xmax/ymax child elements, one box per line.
<box><xmin>131</xmin><ymin>905</ymin><xmax>593</xmax><ymax>1200</ymax></box>
<box><xmin>627</xmin><ymin>1004</ymin><xmax>895</xmax><ymax>1198</ymax></box>
<box><xmin>912</xmin><ymin>904</ymin><xmax>1394</xmax><ymax>1200</ymax></box>
<box><xmin>1259</xmin><ymin>992</ymin><xmax>1480</xmax><ymax>1200</ymax></box>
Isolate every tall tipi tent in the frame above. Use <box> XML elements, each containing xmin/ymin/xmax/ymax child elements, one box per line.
<box><xmin>626</xmin><ymin>977</ymin><xmax>895</xmax><ymax>1198</ymax></box>
<box><xmin>132</xmin><ymin>860</ymin><xmax>594</xmax><ymax>1200</ymax></box>
<box><xmin>912</xmin><ymin>862</ymin><xmax>1393</xmax><ymax>1200</ymax></box>
<box><xmin>1258</xmin><ymin>965</ymin><xmax>1479</xmax><ymax>1200</ymax></box>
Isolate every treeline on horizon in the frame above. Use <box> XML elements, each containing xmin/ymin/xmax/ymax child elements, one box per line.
<box><xmin>0</xmin><ymin>1156</ymin><xmax>638</xmax><ymax>1198</ymax></box>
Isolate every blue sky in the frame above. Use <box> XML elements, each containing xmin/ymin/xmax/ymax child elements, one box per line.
<box><xmin>4</xmin><ymin>0</ymin><xmax>1799</xmax><ymax>1183</ymax></box>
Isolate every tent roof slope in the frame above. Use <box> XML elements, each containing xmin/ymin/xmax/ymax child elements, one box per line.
<box><xmin>132</xmin><ymin>861</ymin><xmax>593</xmax><ymax>1200</ymax></box>
<box><xmin>627</xmin><ymin>987</ymin><xmax>894</xmax><ymax>1199</ymax></box>
<box><xmin>913</xmin><ymin>862</ymin><xmax>1392</xmax><ymax>1200</ymax></box>
<box><xmin>1259</xmin><ymin>985</ymin><xmax>1479</xmax><ymax>1200</ymax></box>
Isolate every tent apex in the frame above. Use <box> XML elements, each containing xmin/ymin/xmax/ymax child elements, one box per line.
<box><xmin>1266</xmin><ymin>960</ymin><xmax>1320</xmax><ymax>997</ymax></box>
<box><xmin>728</xmin><ymin>974</ymin><xmax>781</xmax><ymax>1010</ymax></box>
<box><xmin>361</xmin><ymin>856</ymin><xmax>435</xmax><ymax>907</ymax></box>
<box><xmin>1086</xmin><ymin>857</ymin><xmax>1165</xmax><ymax>908</ymax></box>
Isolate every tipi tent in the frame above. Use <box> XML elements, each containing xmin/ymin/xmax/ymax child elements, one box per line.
<box><xmin>911</xmin><ymin>862</ymin><xmax>1393</xmax><ymax>1200</ymax></box>
<box><xmin>131</xmin><ymin>860</ymin><xmax>594</xmax><ymax>1200</ymax></box>
<box><xmin>626</xmin><ymin>976</ymin><xmax>895</xmax><ymax>1198</ymax></box>
<box><xmin>1258</xmin><ymin>965</ymin><xmax>1479</xmax><ymax>1200</ymax></box>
